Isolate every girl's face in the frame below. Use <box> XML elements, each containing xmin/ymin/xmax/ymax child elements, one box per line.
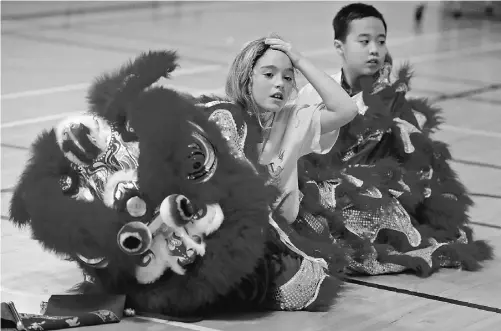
<box><xmin>251</xmin><ymin>49</ymin><xmax>294</xmax><ymax>114</ymax></box>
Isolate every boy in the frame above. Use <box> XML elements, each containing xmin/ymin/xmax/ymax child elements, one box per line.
<box><xmin>297</xmin><ymin>3</ymin><xmax>388</xmax><ymax>107</ymax></box>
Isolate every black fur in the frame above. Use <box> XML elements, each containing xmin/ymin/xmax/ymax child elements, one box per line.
<box><xmin>9</xmin><ymin>50</ymin><xmax>345</xmax><ymax>317</ymax></box>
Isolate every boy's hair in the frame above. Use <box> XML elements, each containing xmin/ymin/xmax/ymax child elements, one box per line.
<box><xmin>333</xmin><ymin>3</ymin><xmax>387</xmax><ymax>42</ymax></box>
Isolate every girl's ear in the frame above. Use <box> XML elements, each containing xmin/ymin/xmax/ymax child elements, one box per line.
<box><xmin>334</xmin><ymin>39</ymin><xmax>344</xmax><ymax>58</ymax></box>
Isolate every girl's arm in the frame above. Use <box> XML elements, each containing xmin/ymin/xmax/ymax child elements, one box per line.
<box><xmin>266</xmin><ymin>38</ymin><xmax>358</xmax><ymax>134</ymax></box>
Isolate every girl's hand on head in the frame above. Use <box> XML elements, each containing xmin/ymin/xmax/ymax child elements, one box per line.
<box><xmin>265</xmin><ymin>38</ymin><xmax>303</xmax><ymax>66</ymax></box>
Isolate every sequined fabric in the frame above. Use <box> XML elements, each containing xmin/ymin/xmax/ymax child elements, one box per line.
<box><xmin>412</xmin><ymin>109</ymin><xmax>428</xmax><ymax>129</ymax></box>
<box><xmin>296</xmin><ymin>62</ymin><xmax>485</xmax><ymax>279</ymax></box>
<box><xmin>208</xmin><ymin>109</ymin><xmax>247</xmax><ymax>160</ymax></box>
<box><xmin>342</xmin><ymin>198</ymin><xmax>422</xmax><ymax>247</ymax></box>
<box><xmin>393</xmin><ymin>118</ymin><xmax>421</xmax><ymax>154</ymax></box>
<box><xmin>270</xmin><ymin>258</ymin><xmax>328</xmax><ymax>311</ymax></box>
<box><xmin>296</xmin><ymin>175</ymin><xmax>472</xmax><ymax>276</ymax></box>
<box><xmin>346</xmin><ymin>238</ymin><xmax>446</xmax><ymax>275</ymax></box>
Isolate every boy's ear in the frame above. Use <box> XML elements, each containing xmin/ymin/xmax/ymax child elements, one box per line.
<box><xmin>334</xmin><ymin>39</ymin><xmax>344</xmax><ymax>57</ymax></box>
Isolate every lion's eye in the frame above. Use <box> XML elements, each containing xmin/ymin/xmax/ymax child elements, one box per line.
<box><xmin>185</xmin><ymin>122</ymin><xmax>218</xmax><ymax>183</ymax></box>
<box><xmin>188</xmin><ymin>144</ymin><xmax>205</xmax><ymax>172</ymax></box>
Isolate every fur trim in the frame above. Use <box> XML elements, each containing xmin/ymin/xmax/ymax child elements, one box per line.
<box><xmin>87</xmin><ymin>50</ymin><xmax>179</xmax><ymax>140</ymax></box>
<box><xmin>108</xmin><ymin>84</ymin><xmax>280</xmax><ymax>316</ymax></box>
<box><xmin>9</xmin><ymin>130</ymin><xmax>137</xmax><ymax>280</ymax></box>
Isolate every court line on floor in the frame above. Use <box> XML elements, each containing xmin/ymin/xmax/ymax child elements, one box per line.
<box><xmin>5</xmin><ymin>29</ymin><xmax>226</xmax><ymax>65</ymax></box>
<box><xmin>134</xmin><ymin>316</ymin><xmax>222</xmax><ymax>331</ymax></box>
<box><xmin>0</xmin><ymin>286</ymin><xmax>222</xmax><ymax>331</ymax></box>
<box><xmin>414</xmin><ymin>86</ymin><xmax>501</xmax><ymax>106</ymax></box>
<box><xmin>466</xmin><ymin>96</ymin><xmax>501</xmax><ymax>106</ymax></box>
<box><xmin>439</xmin><ymin>125</ymin><xmax>501</xmax><ymax>139</ymax></box>
<box><xmin>344</xmin><ymin>278</ymin><xmax>501</xmax><ymax>314</ymax></box>
<box><xmin>433</xmin><ymin>83</ymin><xmax>501</xmax><ymax>103</ymax></box>
<box><xmin>471</xmin><ymin>221</ymin><xmax>501</xmax><ymax>230</ymax></box>
<box><xmin>0</xmin><ymin>27</ymin><xmax>481</xmax><ymax>101</ymax></box>
<box><xmin>470</xmin><ymin>193</ymin><xmax>501</xmax><ymax>200</ymax></box>
<box><xmin>0</xmin><ymin>86</ymin><xmax>224</xmax><ymax>129</ymax></box>
<box><xmin>3</xmin><ymin>41</ymin><xmax>501</xmax><ymax>135</ymax></box>
<box><xmin>417</xmin><ymin>73</ymin><xmax>497</xmax><ymax>88</ymax></box>
<box><xmin>2</xmin><ymin>2</ymin><xmax>164</xmax><ymax>21</ymax></box>
<box><xmin>0</xmin><ymin>143</ymin><xmax>29</xmax><ymax>151</ymax></box>
<box><xmin>1</xmin><ymin>65</ymin><xmax>223</xmax><ymax>100</ymax></box>
<box><xmin>452</xmin><ymin>159</ymin><xmax>501</xmax><ymax>171</ymax></box>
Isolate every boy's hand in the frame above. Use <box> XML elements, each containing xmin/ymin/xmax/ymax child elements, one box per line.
<box><xmin>265</xmin><ymin>38</ymin><xmax>303</xmax><ymax>66</ymax></box>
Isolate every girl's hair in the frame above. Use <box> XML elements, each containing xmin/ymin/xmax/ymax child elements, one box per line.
<box><xmin>225</xmin><ymin>34</ymin><xmax>298</xmax><ymax>128</ymax></box>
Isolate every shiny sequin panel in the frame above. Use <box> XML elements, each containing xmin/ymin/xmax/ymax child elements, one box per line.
<box><xmin>342</xmin><ymin>198</ymin><xmax>422</xmax><ymax>247</ymax></box>
<box><xmin>71</xmin><ymin>130</ymin><xmax>139</xmax><ymax>202</ymax></box>
<box><xmin>208</xmin><ymin>109</ymin><xmax>247</xmax><ymax>160</ymax></box>
<box><xmin>270</xmin><ymin>258</ymin><xmax>328</xmax><ymax>311</ymax></box>
<box><xmin>393</xmin><ymin>118</ymin><xmax>421</xmax><ymax>154</ymax></box>
<box><xmin>346</xmin><ymin>239</ymin><xmax>446</xmax><ymax>275</ymax></box>
<box><xmin>343</xmin><ymin>227</ymin><xmax>470</xmax><ymax>275</ymax></box>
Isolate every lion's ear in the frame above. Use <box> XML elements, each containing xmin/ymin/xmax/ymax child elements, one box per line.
<box><xmin>87</xmin><ymin>50</ymin><xmax>179</xmax><ymax>125</ymax></box>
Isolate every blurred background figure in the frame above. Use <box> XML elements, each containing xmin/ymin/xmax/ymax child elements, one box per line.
<box><xmin>415</xmin><ymin>1</ymin><xmax>496</xmax><ymax>28</ymax></box>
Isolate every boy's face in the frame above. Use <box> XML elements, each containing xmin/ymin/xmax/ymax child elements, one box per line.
<box><xmin>335</xmin><ymin>17</ymin><xmax>388</xmax><ymax>79</ymax></box>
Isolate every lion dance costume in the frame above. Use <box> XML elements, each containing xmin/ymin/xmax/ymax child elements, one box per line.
<box><xmin>8</xmin><ymin>51</ymin><xmax>346</xmax><ymax>322</ymax></box>
<box><xmin>296</xmin><ymin>60</ymin><xmax>493</xmax><ymax>276</ymax></box>
<box><xmin>8</xmin><ymin>51</ymin><xmax>492</xmax><ymax>324</ymax></box>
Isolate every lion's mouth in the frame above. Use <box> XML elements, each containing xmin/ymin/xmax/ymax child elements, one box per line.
<box><xmin>165</xmin><ymin>231</ymin><xmax>197</xmax><ymax>267</ymax></box>
<box><xmin>113</xmin><ymin>194</ymin><xmax>223</xmax><ymax>284</ymax></box>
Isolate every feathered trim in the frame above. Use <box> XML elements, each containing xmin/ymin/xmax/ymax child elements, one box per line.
<box><xmin>298</xmin><ymin>63</ymin><xmax>494</xmax><ymax>275</ymax></box>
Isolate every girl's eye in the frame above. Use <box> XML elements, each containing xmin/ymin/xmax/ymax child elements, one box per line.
<box><xmin>284</xmin><ymin>76</ymin><xmax>293</xmax><ymax>82</ymax></box>
<box><xmin>379</xmin><ymin>40</ymin><xmax>386</xmax><ymax>45</ymax></box>
<box><xmin>264</xmin><ymin>73</ymin><xmax>273</xmax><ymax>78</ymax></box>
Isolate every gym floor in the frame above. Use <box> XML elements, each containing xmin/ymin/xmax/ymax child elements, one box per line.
<box><xmin>1</xmin><ymin>1</ymin><xmax>500</xmax><ymax>330</ymax></box>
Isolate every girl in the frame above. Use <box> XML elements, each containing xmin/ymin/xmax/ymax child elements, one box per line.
<box><xmin>224</xmin><ymin>36</ymin><xmax>358</xmax><ymax>224</ymax></box>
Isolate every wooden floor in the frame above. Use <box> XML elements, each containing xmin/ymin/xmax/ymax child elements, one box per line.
<box><xmin>1</xmin><ymin>1</ymin><xmax>501</xmax><ymax>330</ymax></box>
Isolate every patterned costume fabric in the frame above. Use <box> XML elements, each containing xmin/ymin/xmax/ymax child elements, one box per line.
<box><xmin>1</xmin><ymin>301</ymin><xmax>123</xmax><ymax>331</ymax></box>
<box><xmin>296</xmin><ymin>63</ymin><xmax>493</xmax><ymax>277</ymax></box>
<box><xmin>8</xmin><ymin>50</ymin><xmax>346</xmax><ymax>319</ymax></box>
<box><xmin>198</xmin><ymin>99</ymin><xmax>344</xmax><ymax>311</ymax></box>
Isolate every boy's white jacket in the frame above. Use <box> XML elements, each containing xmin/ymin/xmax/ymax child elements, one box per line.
<box><xmin>297</xmin><ymin>71</ymin><xmax>368</xmax><ymax>115</ymax></box>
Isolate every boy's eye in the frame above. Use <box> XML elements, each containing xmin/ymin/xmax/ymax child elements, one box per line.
<box><xmin>359</xmin><ymin>40</ymin><xmax>369</xmax><ymax>45</ymax></box>
<box><xmin>284</xmin><ymin>76</ymin><xmax>293</xmax><ymax>82</ymax></box>
<box><xmin>378</xmin><ymin>40</ymin><xmax>386</xmax><ymax>45</ymax></box>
